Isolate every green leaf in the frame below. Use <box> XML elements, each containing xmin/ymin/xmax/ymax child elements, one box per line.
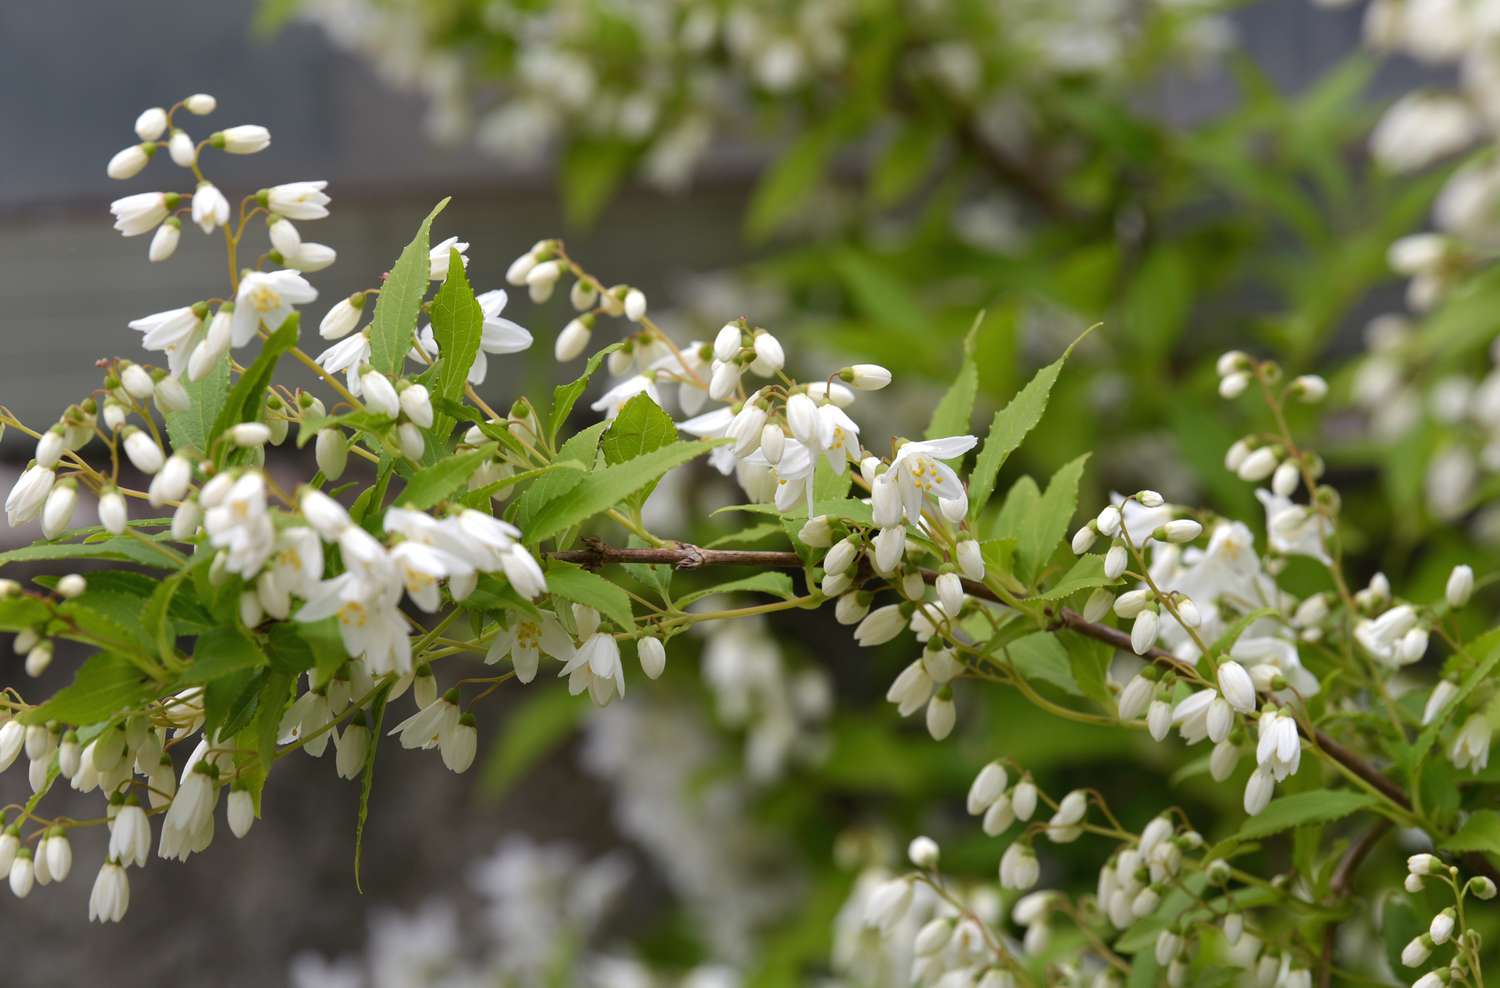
<box><xmin>1018</xmin><ymin>453</ymin><xmax>1089</xmax><ymax>582</ymax></box>
<box><xmin>210</xmin><ymin>314</ymin><xmax>298</xmax><ymax>444</ymax></box>
<box><xmin>480</xmin><ymin>688</ymin><xmax>584</xmax><ymax>798</ymax></box>
<box><xmin>1441</xmin><ymin>809</ymin><xmax>1500</xmax><ymax>856</ymax></box>
<box><xmin>187</xmin><ymin>627</ymin><xmax>269</xmax><ymax>683</ymax></box>
<box><xmin>203</xmin><ymin>669</ymin><xmax>261</xmax><ymax>742</ymax></box>
<box><xmin>394</xmin><ymin>443</ymin><xmax>496</xmax><ymax>510</ymax></box>
<box><xmin>548</xmin><ymin>342</ymin><xmax>625</xmax><ymax>444</ymax></box>
<box><xmin>1229</xmin><ymin>790</ymin><xmax>1379</xmax><ymax>844</ymax></box>
<box><xmin>988</xmin><ymin>476</ymin><xmax>1040</xmax><ymax>544</ymax></box>
<box><xmin>925</xmin><ymin>313</ymin><xmax>982</xmax><ymax>441</ymax></box>
<box><xmin>246</xmin><ymin>669</ymin><xmax>293</xmax><ymax>814</ymax></box>
<box><xmin>0</xmin><ymin>596</ymin><xmax>50</xmax><ymax>630</ymax></box>
<box><xmin>543</xmin><ymin>560</ymin><xmax>635</xmax><ymax>632</ymax></box>
<box><xmin>871</xmin><ymin>123</ymin><xmax>942</xmax><ymax>207</ymax></box>
<box><xmin>746</xmin><ymin>125</ymin><xmax>839</xmax><ymax>242</ymax></box>
<box><xmin>560</xmin><ymin>138</ymin><xmax>633</xmax><ymax>227</ymax></box>
<box><xmin>969</xmin><ymin>334</ymin><xmax>1088</xmax><ymax>519</ymax></box>
<box><xmin>1004</xmin><ymin>631</ymin><xmax>1082</xmax><ymax>697</ymax></box>
<box><xmin>0</xmin><ymin>535</ymin><xmax>178</xmax><ymax>569</ymax></box>
<box><xmin>20</xmin><ymin>652</ymin><xmax>155</xmax><ymax>726</ymax></box>
<box><xmin>513</xmin><ymin>421</ymin><xmax>608</xmax><ymax>532</ymax></box>
<box><xmin>368</xmin><ymin>199</ymin><xmax>448</xmax><ymax>376</ymax></box>
<box><xmin>426</xmin><ymin>247</ymin><xmax>484</xmax><ymax>444</ymax></box>
<box><xmin>675</xmin><ymin>572</ymin><xmax>797</xmax><ymax>609</ymax></box>
<box><xmin>354</xmin><ymin>679</ymin><xmax>393</xmax><ymax>893</ymax></box>
<box><xmin>165</xmin><ymin>350</ymin><xmax>229</xmax><ymax>456</ymax></box>
<box><xmin>1036</xmin><ymin>554</ymin><xmax>1110</xmax><ymax>601</ymax></box>
<box><xmin>602</xmin><ymin>392</ymin><xmax>677</xmax><ymax>509</ymax></box>
<box><xmin>524</xmin><ymin>439</ymin><xmax>725</xmax><ymax>544</ymax></box>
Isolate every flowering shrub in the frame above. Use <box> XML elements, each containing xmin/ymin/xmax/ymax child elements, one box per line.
<box><xmin>3</xmin><ymin>78</ymin><xmax>1500</xmax><ymax>988</ymax></box>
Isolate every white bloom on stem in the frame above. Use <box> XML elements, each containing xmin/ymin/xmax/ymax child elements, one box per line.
<box><xmin>135</xmin><ymin>107</ymin><xmax>167</xmax><ymax>141</ymax></box>
<box><xmin>590</xmin><ymin>374</ymin><xmax>660</xmax><ymax>419</ymax></box>
<box><xmin>148</xmin><ymin>218</ymin><xmax>180</xmax><ymax>262</ymax></box>
<box><xmin>1451</xmin><ymin>713</ymin><xmax>1492</xmax><ymax>773</ymax></box>
<box><xmin>6</xmin><ymin>464</ymin><xmax>55</xmax><ymax>526</ymax></box>
<box><xmin>109</xmin><ymin>802</ymin><xmax>151</xmax><ymax>868</ymax></box>
<box><xmin>168</xmin><ymin>129</ymin><xmax>196</xmax><ymax>167</ymax></box>
<box><xmin>267</xmin><ymin>181</ymin><xmax>331</xmax><ymax>220</ymax></box>
<box><xmin>191</xmin><ymin>181</ymin><xmax>229</xmax><ymax>233</ymax></box>
<box><xmin>99</xmin><ymin>488</ymin><xmax>128</xmax><ymax>534</ymax></box>
<box><xmin>129</xmin><ymin>304</ymin><xmax>203</xmax><ymax>377</ymax></box>
<box><xmin>215</xmin><ymin>124</ymin><xmax>270</xmax><ymax>154</ymax></box>
<box><xmin>926</xmin><ymin>693</ymin><xmax>955</xmax><ymax>740</ymax></box>
<box><xmin>315</xmin><ymin>331</ymin><xmax>371</xmax><ymax>393</ymax></box>
<box><xmin>1423</xmin><ymin>681</ymin><xmax>1459</xmax><ymax>726</ymax></box>
<box><xmin>1255</xmin><ymin>710</ymin><xmax>1301</xmax><ymax>780</ymax></box>
<box><xmin>560</xmin><ymin>626</ymin><xmax>627</xmax><ymax>706</ymax></box>
<box><xmin>107</xmin><ymin>144</ymin><xmax>150</xmax><ymax>180</ymax></box>
<box><xmin>111</xmin><ymin>191</ymin><xmax>171</xmax><ymax>236</ymax></box>
<box><xmin>232</xmin><ymin>270</ymin><xmax>317</xmax><ymax>347</ymax></box>
<box><xmin>429</xmin><ymin>236</ymin><xmax>470</xmax><ymax>280</ymax></box>
<box><xmin>1370</xmin><ymin>92</ymin><xmax>1477</xmax><ymax>173</ymax></box>
<box><xmin>967</xmin><ymin>762</ymin><xmax>1008</xmax><ymax>815</ymax></box>
<box><xmin>999</xmin><ymin>843</ymin><xmax>1039</xmax><ymax>890</ymax></box>
<box><xmin>415</xmin><ymin>289</ymin><xmax>532</xmax><ymax>385</ymax></box>
<box><xmin>1447</xmin><ymin>565</ymin><xmax>1474</xmax><ymax>608</ymax></box>
<box><xmin>441</xmin><ymin>714</ymin><xmax>477</xmax><ymax>772</ymax></box>
<box><xmin>888</xmin><ymin>436</ymin><xmax>977</xmax><ymax>524</ymax></box>
<box><xmin>843</xmin><ymin>364</ymin><xmax>892</xmax><ymax>390</ymax></box>
<box><xmin>637</xmin><ymin>636</ymin><xmax>666</xmax><ymax>679</ymax></box>
<box><xmin>1243</xmin><ymin>766</ymin><xmax>1275</xmax><ymax>815</ymax></box>
<box><xmin>485</xmin><ymin>613</ymin><xmax>574</xmax><ymax>683</ymax></box>
<box><xmin>1217</xmin><ymin>661</ymin><xmax>1256</xmax><ymax>713</ymax></box>
<box><xmin>42</xmin><ymin>481</ymin><xmax>77</xmax><ymax>538</ymax></box>
<box><xmin>854</xmin><ymin>604</ymin><xmax>906</xmax><ymax>646</ymax></box>
<box><xmin>319</xmin><ymin>294</ymin><xmax>364</xmax><ymax>340</ymax></box>
<box><xmin>624</xmin><ymin>288</ymin><xmax>648</xmax><ymax>322</ymax></box>
<box><xmin>957</xmin><ymin>539</ymin><xmax>984</xmax><ymax>580</ymax></box>
<box><xmin>390</xmin><ymin>693</ymin><xmax>461</xmax><ymax>751</ymax></box>
<box><xmin>203</xmin><ymin>472</ymin><xmax>274</xmax><ymax>577</ymax></box>
<box><xmin>88</xmin><ymin>861</ymin><xmax>129</xmax><ymax>923</ymax></box>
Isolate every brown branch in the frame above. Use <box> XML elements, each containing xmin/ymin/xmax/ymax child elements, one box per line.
<box><xmin>542</xmin><ymin>542</ymin><xmax>1495</xmax><ymax>878</ymax></box>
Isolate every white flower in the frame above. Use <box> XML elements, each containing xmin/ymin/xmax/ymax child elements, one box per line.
<box><xmin>1447</xmin><ymin>564</ymin><xmax>1474</xmax><ymax>608</ymax></box>
<box><xmin>428</xmin><ymin>235</ymin><xmax>470</xmax><ymax>280</ymax></box>
<box><xmin>1430</xmin><ymin>908</ymin><xmax>1455</xmax><ymax>945</ymax></box>
<box><xmin>1370</xmin><ymin>92</ymin><xmax>1477</xmax><ymax>173</ymax></box>
<box><xmin>590</xmin><ymin>374</ymin><xmax>660</xmax><ymax>419</ymax></box>
<box><xmin>315</xmin><ymin>330</ymin><xmax>371</xmax><ymax>393</ymax></box>
<box><xmin>107</xmin><ymin>144</ymin><xmax>150</xmax><ymax>180</ymax></box>
<box><xmin>135</xmin><ymin>107</ymin><xmax>167</xmax><ymax>141</ymax></box>
<box><xmin>298</xmin><ymin>530</ymin><xmax>410</xmax><ymax>675</ymax></box>
<box><xmin>191</xmin><ymin>181</ymin><xmax>229</xmax><ymax>233</ymax></box>
<box><xmin>1451</xmin><ymin>713</ymin><xmax>1492</xmax><ymax>773</ymax></box>
<box><xmin>1255</xmin><ymin>710</ymin><xmax>1301</xmax><ymax>780</ymax></box>
<box><xmin>129</xmin><ymin>304</ymin><xmax>203</xmax><ymax>376</ymax></box>
<box><xmin>267</xmin><ymin>181</ymin><xmax>331</xmax><ymax>220</ymax></box>
<box><xmin>441</xmin><ymin>715</ymin><xmax>477</xmax><ymax>772</ymax></box>
<box><xmin>486</xmin><ymin>612</ymin><xmax>574</xmax><ymax>683</ymax></box>
<box><xmin>6</xmin><ymin>464</ymin><xmax>55</xmax><ymax>526</ymax></box>
<box><xmin>865</xmin><ymin>878</ymin><xmax>913</xmax><ymax>930</ymax></box>
<box><xmin>111</xmin><ymin>191</ymin><xmax>170</xmax><ymax>236</ymax></box>
<box><xmin>926</xmin><ymin>694</ymin><xmax>955</xmax><ymax>739</ymax></box>
<box><xmin>1423</xmin><ymin>680</ymin><xmax>1460</xmax><ymax>726</ymax></box>
<box><xmin>887</xmin><ymin>436</ymin><xmax>977</xmax><ymax>524</ymax></box>
<box><xmin>285</xmin><ymin>241</ymin><xmax>337</xmax><ymax>272</ymax></box>
<box><xmin>88</xmin><ymin>861</ymin><xmax>130</xmax><ymax>923</ymax></box>
<box><xmin>555</xmin><ymin>317</ymin><xmax>592</xmax><ymax>361</ymax></box>
<box><xmin>41</xmin><ymin>481</ymin><xmax>77</xmax><ymax>538</ymax></box>
<box><xmin>227</xmin><ymin>788</ymin><xmax>255</xmax><ymax>838</ymax></box>
<box><xmin>319</xmin><ymin>294</ymin><xmax>364</xmax><ymax>340</ymax></box>
<box><xmin>391</xmin><ymin>694</ymin><xmax>461</xmax><ymax>750</ymax></box>
<box><xmin>149</xmin><ymin>454</ymin><xmax>193</xmax><ymax>506</ymax></box>
<box><xmin>215</xmin><ymin>124</ymin><xmax>271</xmax><ymax>154</ymax></box>
<box><xmin>361</xmin><ymin>370</ymin><xmax>400</xmax><ymax>418</ymax></box>
<box><xmin>168</xmin><ymin>129</ymin><xmax>196</xmax><ymax>167</ymax></box>
<box><xmin>1243</xmin><ymin>766</ymin><xmax>1275</xmax><ymax>815</ymax></box>
<box><xmin>843</xmin><ymin>363</ymin><xmax>892</xmax><ymax>390</ymax></box>
<box><xmin>1217</xmin><ymin>661</ymin><xmax>1256</xmax><ymax>713</ymax></box>
<box><xmin>624</xmin><ymin>287</ymin><xmax>647</xmax><ymax>322</ymax></box>
<box><xmin>109</xmin><ymin>803</ymin><xmax>151</xmax><ymax>868</ymax></box>
<box><xmin>203</xmin><ymin>472</ymin><xmax>275</xmax><ymax>577</ymax></box>
<box><xmin>160</xmin><ymin>764</ymin><xmax>217</xmax><ymax>860</ymax></box>
<box><xmin>637</xmin><ymin>636</ymin><xmax>666</xmax><ymax>679</ymax></box>
<box><xmin>560</xmin><ymin>627</ymin><xmax>627</xmax><ymax>706</ymax></box>
<box><xmin>232</xmin><ymin>270</ymin><xmax>318</xmax><ymax>347</ymax></box>
<box><xmin>184</xmin><ymin>93</ymin><xmax>216</xmax><ymax>115</ymax></box>
<box><xmin>999</xmin><ymin>843</ymin><xmax>1039</xmax><ymax>890</ymax></box>
<box><xmin>854</xmin><ymin>604</ymin><xmax>906</xmax><ymax>646</ymax></box>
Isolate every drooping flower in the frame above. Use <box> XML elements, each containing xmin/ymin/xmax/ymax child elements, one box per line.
<box><xmin>231</xmin><ymin>270</ymin><xmax>318</xmax><ymax>347</ymax></box>
<box><xmin>886</xmin><ymin>435</ymin><xmax>977</xmax><ymax>524</ymax></box>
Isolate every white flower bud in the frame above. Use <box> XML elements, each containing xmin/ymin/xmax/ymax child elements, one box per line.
<box><xmin>1237</xmin><ymin>446</ymin><xmax>1278</xmax><ymax>481</ymax></box>
<box><xmin>1447</xmin><ymin>564</ymin><xmax>1474</xmax><ymax>608</ymax></box>
<box><xmin>713</xmin><ymin>323</ymin><xmax>742</xmax><ymax>362</ymax></box>
<box><xmin>315</xmin><ymin>429</ymin><xmax>348</xmax><ymax>482</ymax></box>
<box><xmin>568</xmin><ymin>279</ymin><xmax>597</xmax><ymax>310</ymax></box>
<box><xmin>956</xmin><ymin>539</ymin><xmax>984</xmax><ymax>581</ymax></box>
<box><xmin>149</xmin><ymin>454</ymin><xmax>192</xmax><ymax>506</ymax></box>
<box><xmin>42</xmin><ymin>482</ymin><xmax>77</xmax><ymax>538</ymax></box>
<box><xmin>1272</xmin><ymin>460</ymin><xmax>1300</xmax><ymax>498</ymax></box>
<box><xmin>397</xmin><ymin>422</ymin><xmax>424</xmax><ymax>460</ymax></box>
<box><xmin>25</xmin><ymin>641</ymin><xmax>54</xmax><ymax>677</ymax></box>
<box><xmin>154</xmin><ymin>375</ymin><xmax>189</xmax><ymax>413</ymax></box>
<box><xmin>184</xmin><ymin>93</ymin><xmax>217</xmax><ymax>115</ymax></box>
<box><xmin>168</xmin><ymin>129</ymin><xmax>196</xmax><ymax>167</ymax></box>
<box><xmin>624</xmin><ymin>288</ymin><xmax>647</xmax><ymax>322</ymax></box>
<box><xmin>908</xmin><ymin>835</ymin><xmax>940</xmax><ymax>870</ymax></box>
<box><xmin>229</xmin><ymin>422</ymin><xmax>270</xmax><ymax>448</ymax></box>
<box><xmin>1162</xmin><ymin>519</ymin><xmax>1202</xmax><ymax>543</ymax></box>
<box><xmin>108</xmin><ymin>144</ymin><xmax>151</xmax><ymax>181</ymax></box>
<box><xmin>361</xmin><ymin>371</ymin><xmax>400</xmax><ymax>418</ymax></box>
<box><xmin>760</xmin><ymin>423</ymin><xmax>785</xmax><ymax>464</ymax></box>
<box><xmin>320</xmin><ymin>295</ymin><xmax>363</xmax><ymax>340</ymax></box>
<box><xmin>843</xmin><ymin>364</ymin><xmax>891</xmax><ymax>390</ymax></box>
<box><xmin>853</xmin><ymin>604</ymin><xmax>906</xmax><ymax>646</ymax></box>
<box><xmin>937</xmin><ymin>572</ymin><xmax>965</xmax><ymax>617</ymax></box>
<box><xmin>1071</xmin><ymin>525</ymin><xmax>1098</xmax><ymax>553</ymax></box>
<box><xmin>1104</xmin><ymin>545</ymin><xmax>1128</xmax><ymax>580</ymax></box>
<box><xmin>1117</xmin><ymin>674</ymin><xmax>1153</xmax><ymax>720</ymax></box>
<box><xmin>1012</xmin><ymin>780</ymin><xmax>1038</xmax><ymax>820</ymax></box>
<box><xmin>1130</xmin><ymin>609</ymin><xmax>1159</xmax><ymax>655</ymax></box>
<box><xmin>227</xmin><ymin>789</ymin><xmax>255</xmax><ymax>838</ymax></box>
<box><xmin>751</xmin><ymin>332</ymin><xmax>785</xmax><ymax>376</ymax></box>
<box><xmin>555</xmin><ymin>318</ymin><xmax>592</xmax><ymax>361</ymax></box>
<box><xmin>1217</xmin><ymin>661</ymin><xmax>1256</xmax><ymax>713</ymax></box>
<box><xmin>1402</xmin><ymin>934</ymin><xmax>1432</xmax><ymax>967</ymax></box>
<box><xmin>1114</xmin><ymin>589</ymin><xmax>1152</xmax><ymax>619</ymax></box>
<box><xmin>1243</xmin><ymin>767</ymin><xmax>1275</xmax><ymax>815</ymax></box>
<box><xmin>399</xmin><ymin>384</ymin><xmax>433</xmax><ymax>428</ymax></box>
<box><xmin>1430</xmin><ymin>908</ymin><xmax>1455</xmax><ymax>944</ymax></box>
<box><xmin>215</xmin><ymin>124</ymin><xmax>271</xmax><ymax>154</ymax></box>
<box><xmin>122</xmin><ymin>429</ymin><xmax>164</xmax><ymax>474</ymax></box>
<box><xmin>1291</xmin><ymin>374</ymin><xmax>1327</xmax><ymax>402</ymax></box>
<box><xmin>1219</xmin><ymin>372</ymin><xmax>1250</xmax><ymax>398</ymax></box>
<box><xmin>505</xmin><ymin>251</ymin><xmax>538</xmax><ymax>285</ymax></box>
<box><xmin>968</xmin><ymin>762</ymin><xmax>1008</xmax><ymax>815</ymax></box>
<box><xmin>926</xmin><ymin>694</ymin><xmax>955</xmax><ymax>740</ymax></box>
<box><xmin>1147</xmin><ymin>700</ymin><xmax>1172</xmax><ymax>741</ymax></box>
<box><xmin>99</xmin><ymin>489</ymin><xmax>128</xmax><ymax>535</ymax></box>
<box><xmin>135</xmin><ymin>107</ymin><xmax>168</xmax><ymax>141</ymax></box>
<box><xmin>999</xmin><ymin>842</ymin><xmax>1039</xmax><ymax>890</ymax></box>
<box><xmin>638</xmin><ymin>636</ymin><xmax>666</xmax><ymax>680</ymax></box>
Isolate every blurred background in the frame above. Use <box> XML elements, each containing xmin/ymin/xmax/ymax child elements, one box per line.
<box><xmin>2</xmin><ymin>0</ymin><xmax>1493</xmax><ymax>984</ymax></box>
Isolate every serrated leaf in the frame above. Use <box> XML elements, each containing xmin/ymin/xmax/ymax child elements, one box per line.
<box><xmin>427</xmin><ymin>247</ymin><xmax>484</xmax><ymax>445</ymax></box>
<box><xmin>1230</xmin><ymin>790</ymin><xmax>1379</xmax><ymax>844</ymax></box>
<box><xmin>988</xmin><ymin>476</ymin><xmax>1040</xmax><ymax>544</ymax></box>
<box><xmin>544</xmin><ymin>560</ymin><xmax>635</xmax><ymax>631</ymax></box>
<box><xmin>1410</xmin><ymin>627</ymin><xmax>1500</xmax><ymax>778</ymax></box>
<box><xmin>0</xmin><ymin>596</ymin><xmax>51</xmax><ymax>630</ymax></box>
<box><xmin>548</xmin><ymin>342</ymin><xmax>625</xmax><ymax>445</ymax></box>
<box><xmin>1005</xmin><ymin>631</ymin><xmax>1082</xmax><ymax>697</ymax></box>
<box><xmin>0</xmin><ymin>535</ymin><xmax>178</xmax><ymax>568</ymax></box>
<box><xmin>676</xmin><ymin>572</ymin><xmax>797</xmax><ymax>609</ymax></box>
<box><xmin>246</xmin><ymin>669</ymin><xmax>293</xmax><ymax>814</ymax></box>
<box><xmin>203</xmin><ymin>668</ymin><xmax>261</xmax><ymax>742</ymax></box>
<box><xmin>602</xmin><ymin>392</ymin><xmax>677</xmax><ymax>509</ymax></box>
<box><xmin>1018</xmin><ymin>453</ymin><xmax>1089</xmax><ymax>582</ymax></box>
<box><xmin>187</xmin><ymin>627</ymin><xmax>269</xmax><ymax>682</ymax></box>
<box><xmin>1035</xmin><ymin>554</ymin><xmax>1110</xmax><ymax>601</ymax></box>
<box><xmin>1441</xmin><ymin>809</ymin><xmax>1500</xmax><ymax>855</ymax></box>
<box><xmin>393</xmin><ymin>443</ymin><xmax>496</xmax><ymax>510</ymax></box>
<box><xmin>354</xmin><ymin>679</ymin><xmax>393</xmax><ymax>893</ymax></box>
<box><xmin>20</xmin><ymin>652</ymin><xmax>155</xmax><ymax>726</ymax></box>
<box><xmin>524</xmin><ymin>439</ymin><xmax>724</xmax><ymax>544</ymax></box>
<box><xmin>514</xmin><ymin>421</ymin><xmax>607</xmax><ymax>532</ymax></box>
<box><xmin>165</xmin><ymin>350</ymin><xmax>229</xmax><ymax>456</ymax></box>
<box><xmin>925</xmin><ymin>314</ymin><xmax>982</xmax><ymax>440</ymax></box>
<box><xmin>368</xmin><ymin>199</ymin><xmax>448</xmax><ymax>376</ymax></box>
<box><xmin>969</xmin><ymin>335</ymin><xmax>1088</xmax><ymax>519</ymax></box>
<box><xmin>210</xmin><ymin>314</ymin><xmax>298</xmax><ymax>445</ymax></box>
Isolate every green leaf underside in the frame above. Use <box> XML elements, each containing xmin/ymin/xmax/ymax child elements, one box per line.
<box><xmin>21</xmin><ymin>652</ymin><xmax>155</xmax><ymax>726</ymax></box>
<box><xmin>1227</xmin><ymin>789</ymin><xmax>1380</xmax><ymax>845</ymax></box>
<box><xmin>395</xmin><ymin>444</ymin><xmax>496</xmax><ymax>510</ymax></box>
<box><xmin>426</xmin><ymin>247</ymin><xmax>484</xmax><ymax>446</ymax></box>
<box><xmin>544</xmin><ymin>561</ymin><xmax>637</xmax><ymax>632</ymax></box>
<box><xmin>165</xmin><ymin>352</ymin><xmax>230</xmax><ymax>456</ymax></box>
<box><xmin>675</xmin><ymin>572</ymin><xmax>797</xmax><ymax>609</ymax></box>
